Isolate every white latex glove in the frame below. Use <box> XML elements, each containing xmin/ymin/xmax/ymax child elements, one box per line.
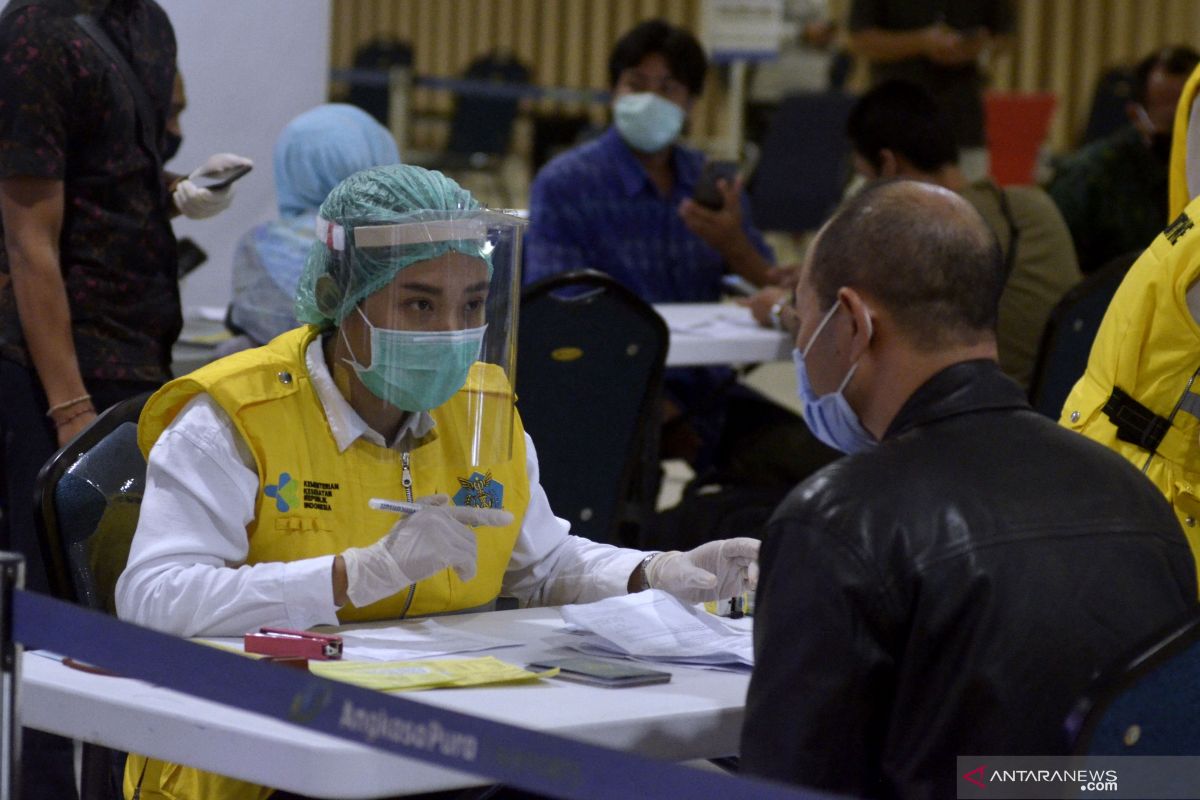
<box><xmin>341</xmin><ymin>494</ymin><xmax>513</xmax><ymax>608</ymax></box>
<box><xmin>644</xmin><ymin>538</ymin><xmax>760</xmax><ymax>603</ymax></box>
<box><xmin>172</xmin><ymin>152</ymin><xmax>253</xmax><ymax>219</ymax></box>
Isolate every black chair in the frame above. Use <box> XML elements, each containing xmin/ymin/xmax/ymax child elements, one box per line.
<box><xmin>747</xmin><ymin>90</ymin><xmax>857</xmax><ymax>232</ymax></box>
<box><xmin>516</xmin><ymin>270</ymin><xmax>668</xmax><ymax>546</ymax></box>
<box><xmin>1027</xmin><ymin>250</ymin><xmax>1140</xmax><ymax>418</ymax></box>
<box><xmin>425</xmin><ymin>51</ymin><xmax>531</xmax><ymax>206</ymax></box>
<box><xmin>35</xmin><ymin>391</ymin><xmax>151</xmax><ymax>612</ymax></box>
<box><xmin>346</xmin><ymin>38</ymin><xmax>414</xmax><ymax>126</ymax></box>
<box><xmin>1068</xmin><ymin>611</ymin><xmax>1200</xmax><ymax>761</ymax></box>
<box><xmin>33</xmin><ymin>392</ymin><xmax>151</xmax><ymax>800</ymax></box>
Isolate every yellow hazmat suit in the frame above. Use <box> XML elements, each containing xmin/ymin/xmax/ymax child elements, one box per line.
<box><xmin>1061</xmin><ymin>64</ymin><xmax>1200</xmax><ymax>575</ymax></box>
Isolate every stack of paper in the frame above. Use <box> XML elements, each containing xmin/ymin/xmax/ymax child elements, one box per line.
<box><xmin>554</xmin><ymin>590</ymin><xmax>753</xmax><ymax>672</ymax></box>
<box><xmin>337</xmin><ymin>620</ymin><xmax>518</xmax><ymax>661</ymax></box>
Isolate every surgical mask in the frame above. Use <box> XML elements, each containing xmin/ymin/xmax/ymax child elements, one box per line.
<box><xmin>613</xmin><ymin>92</ymin><xmax>685</xmax><ymax>154</ymax></box>
<box><xmin>792</xmin><ymin>300</ymin><xmax>876</xmax><ymax>454</ymax></box>
<box><xmin>342</xmin><ymin>307</ymin><xmax>487</xmax><ymax>412</ymax></box>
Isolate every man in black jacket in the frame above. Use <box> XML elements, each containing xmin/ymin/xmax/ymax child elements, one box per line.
<box><xmin>739</xmin><ymin>179</ymin><xmax>1197</xmax><ymax>799</ymax></box>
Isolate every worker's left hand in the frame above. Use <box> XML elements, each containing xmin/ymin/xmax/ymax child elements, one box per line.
<box><xmin>173</xmin><ymin>153</ymin><xmax>253</xmax><ymax>219</ymax></box>
<box><xmin>644</xmin><ymin>538</ymin><xmax>760</xmax><ymax>603</ymax></box>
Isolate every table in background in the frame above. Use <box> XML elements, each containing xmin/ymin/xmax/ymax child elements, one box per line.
<box><xmin>654</xmin><ymin>303</ymin><xmax>791</xmax><ymax>367</ymax></box>
<box><xmin>20</xmin><ymin>607</ymin><xmax>748</xmax><ymax>799</ymax></box>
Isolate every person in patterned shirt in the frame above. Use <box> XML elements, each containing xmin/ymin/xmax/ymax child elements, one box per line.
<box><xmin>0</xmin><ymin>3</ymin><xmax>246</xmax><ymax>795</ymax></box>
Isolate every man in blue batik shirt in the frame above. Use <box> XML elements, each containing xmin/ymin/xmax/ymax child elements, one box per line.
<box><xmin>525</xmin><ymin>19</ymin><xmax>795</xmax><ymax>473</ymax></box>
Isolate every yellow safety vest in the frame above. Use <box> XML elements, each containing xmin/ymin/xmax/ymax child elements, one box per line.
<box><xmin>1060</xmin><ymin>195</ymin><xmax>1200</xmax><ymax>573</ymax></box>
<box><xmin>1063</xmin><ymin>60</ymin><xmax>1200</xmax><ymax>581</ymax></box>
<box><xmin>126</xmin><ymin>325</ymin><xmax>529</xmax><ymax>799</ymax></box>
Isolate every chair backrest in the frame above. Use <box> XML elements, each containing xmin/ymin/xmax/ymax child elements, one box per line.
<box><xmin>984</xmin><ymin>91</ymin><xmax>1057</xmax><ymax>186</ymax></box>
<box><xmin>1027</xmin><ymin>250</ymin><xmax>1139</xmax><ymax>418</ymax></box>
<box><xmin>34</xmin><ymin>392</ymin><xmax>152</xmax><ymax>612</ymax></box>
<box><xmin>446</xmin><ymin>52</ymin><xmax>531</xmax><ymax>159</ymax></box>
<box><xmin>516</xmin><ymin>270</ymin><xmax>668</xmax><ymax>545</ymax></box>
<box><xmin>1069</xmin><ymin>611</ymin><xmax>1200</xmax><ymax>755</ymax></box>
<box><xmin>747</xmin><ymin>90</ymin><xmax>856</xmax><ymax>232</ymax></box>
<box><xmin>348</xmin><ymin>38</ymin><xmax>414</xmax><ymax>125</ymax></box>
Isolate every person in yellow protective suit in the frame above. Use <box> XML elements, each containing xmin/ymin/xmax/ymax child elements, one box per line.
<box><xmin>1061</xmin><ymin>62</ymin><xmax>1200</xmax><ymax>575</ymax></box>
<box><xmin>114</xmin><ymin>165</ymin><xmax>760</xmax><ymax>799</ymax></box>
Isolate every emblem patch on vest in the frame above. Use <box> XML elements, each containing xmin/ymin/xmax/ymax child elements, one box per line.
<box><xmin>302</xmin><ymin>480</ymin><xmax>339</xmax><ymax>511</ymax></box>
<box><xmin>454</xmin><ymin>470</ymin><xmax>503</xmax><ymax>509</ymax></box>
<box><xmin>264</xmin><ymin>472</ymin><xmax>299</xmax><ymax>512</ymax></box>
<box><xmin>1165</xmin><ymin>211</ymin><xmax>1194</xmax><ymax>245</ymax></box>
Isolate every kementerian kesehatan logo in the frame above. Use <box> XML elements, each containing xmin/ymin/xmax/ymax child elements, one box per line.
<box><xmin>264</xmin><ymin>472</ymin><xmax>299</xmax><ymax>512</ymax></box>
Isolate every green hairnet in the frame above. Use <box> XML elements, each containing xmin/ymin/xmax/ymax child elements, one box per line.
<box><xmin>295</xmin><ymin>164</ymin><xmax>485</xmax><ymax>327</ymax></box>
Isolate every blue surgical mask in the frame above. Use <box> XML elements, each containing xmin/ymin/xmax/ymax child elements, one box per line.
<box><xmin>792</xmin><ymin>300</ymin><xmax>876</xmax><ymax>454</ymax></box>
<box><xmin>343</xmin><ymin>307</ymin><xmax>487</xmax><ymax>412</ymax></box>
<box><xmin>613</xmin><ymin>92</ymin><xmax>685</xmax><ymax>154</ymax></box>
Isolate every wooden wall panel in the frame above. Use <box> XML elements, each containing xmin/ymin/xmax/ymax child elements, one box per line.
<box><xmin>330</xmin><ymin>0</ymin><xmax>1200</xmax><ymax>157</ymax></box>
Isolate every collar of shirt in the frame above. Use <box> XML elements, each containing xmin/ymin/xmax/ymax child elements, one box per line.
<box><xmin>598</xmin><ymin>126</ymin><xmax>703</xmax><ymax>200</ymax></box>
<box><xmin>304</xmin><ymin>336</ymin><xmax>434</xmax><ymax>453</ymax></box>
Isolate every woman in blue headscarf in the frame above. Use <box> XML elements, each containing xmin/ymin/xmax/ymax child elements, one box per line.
<box><xmin>225</xmin><ymin>103</ymin><xmax>400</xmax><ymax>349</ymax></box>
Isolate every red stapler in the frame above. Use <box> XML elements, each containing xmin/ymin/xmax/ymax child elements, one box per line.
<box><xmin>243</xmin><ymin>627</ymin><xmax>343</xmax><ymax>660</ymax></box>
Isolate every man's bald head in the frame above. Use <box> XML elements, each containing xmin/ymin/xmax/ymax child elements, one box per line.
<box><xmin>807</xmin><ymin>180</ymin><xmax>1004</xmax><ymax>351</ymax></box>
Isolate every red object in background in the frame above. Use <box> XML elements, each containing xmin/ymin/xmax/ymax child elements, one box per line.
<box><xmin>985</xmin><ymin>92</ymin><xmax>1058</xmax><ymax>186</ymax></box>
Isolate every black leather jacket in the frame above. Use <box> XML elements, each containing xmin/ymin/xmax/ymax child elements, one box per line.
<box><xmin>740</xmin><ymin>360</ymin><xmax>1197</xmax><ymax>799</ymax></box>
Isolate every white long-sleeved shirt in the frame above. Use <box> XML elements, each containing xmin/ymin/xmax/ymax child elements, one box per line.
<box><xmin>115</xmin><ymin>339</ymin><xmax>647</xmax><ymax>636</ymax></box>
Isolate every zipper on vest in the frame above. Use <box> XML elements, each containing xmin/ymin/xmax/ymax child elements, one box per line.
<box><xmin>401</xmin><ymin>450</ymin><xmax>414</xmax><ymax>502</ymax></box>
<box><xmin>398</xmin><ymin>450</ymin><xmax>417</xmax><ymax>618</ymax></box>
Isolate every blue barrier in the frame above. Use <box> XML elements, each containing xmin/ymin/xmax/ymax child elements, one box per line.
<box><xmin>14</xmin><ymin>589</ymin><xmax>831</xmax><ymax>800</ymax></box>
<box><xmin>330</xmin><ymin>68</ymin><xmax>611</xmax><ymax>105</ymax></box>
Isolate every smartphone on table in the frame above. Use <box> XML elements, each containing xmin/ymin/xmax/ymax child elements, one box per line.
<box><xmin>526</xmin><ymin>657</ymin><xmax>672</xmax><ymax>688</ymax></box>
<box><xmin>692</xmin><ymin>160</ymin><xmax>739</xmax><ymax>211</ymax></box>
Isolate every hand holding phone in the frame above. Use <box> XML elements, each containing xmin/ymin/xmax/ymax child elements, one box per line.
<box><xmin>191</xmin><ymin>163</ymin><xmax>252</xmax><ymax>191</ymax></box>
<box><xmin>692</xmin><ymin>160</ymin><xmax>739</xmax><ymax>211</ymax></box>
<box><xmin>174</xmin><ymin>153</ymin><xmax>253</xmax><ymax>219</ymax></box>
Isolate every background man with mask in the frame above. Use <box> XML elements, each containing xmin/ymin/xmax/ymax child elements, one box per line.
<box><xmin>524</xmin><ymin>18</ymin><xmax>795</xmax><ymax>478</ymax></box>
<box><xmin>739</xmin><ymin>179</ymin><xmax>1196</xmax><ymax>799</ymax></box>
<box><xmin>1049</xmin><ymin>45</ymin><xmax>1199</xmax><ymax>274</ymax></box>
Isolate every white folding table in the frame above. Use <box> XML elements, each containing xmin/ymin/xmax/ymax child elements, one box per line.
<box><xmin>19</xmin><ymin>606</ymin><xmax>749</xmax><ymax>798</ymax></box>
<box><xmin>654</xmin><ymin>303</ymin><xmax>791</xmax><ymax>367</ymax></box>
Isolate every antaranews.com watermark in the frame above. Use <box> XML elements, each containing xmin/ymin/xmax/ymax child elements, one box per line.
<box><xmin>958</xmin><ymin>756</ymin><xmax>1200</xmax><ymax>799</ymax></box>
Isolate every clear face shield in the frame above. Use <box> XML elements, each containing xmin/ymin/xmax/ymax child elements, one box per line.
<box><xmin>313</xmin><ymin>209</ymin><xmax>525</xmax><ymax>466</ymax></box>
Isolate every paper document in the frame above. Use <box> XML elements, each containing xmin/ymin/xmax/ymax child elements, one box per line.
<box><xmin>665</xmin><ymin>306</ymin><xmax>759</xmax><ymax>334</ymax></box>
<box><xmin>310</xmin><ymin>656</ymin><xmax>546</xmax><ymax>691</ymax></box>
<box><xmin>558</xmin><ymin>590</ymin><xmax>752</xmax><ymax>671</ymax></box>
<box><xmin>337</xmin><ymin>620</ymin><xmax>519</xmax><ymax>661</ymax></box>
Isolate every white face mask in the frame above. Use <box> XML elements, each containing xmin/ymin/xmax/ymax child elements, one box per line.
<box><xmin>613</xmin><ymin>92</ymin><xmax>685</xmax><ymax>153</ymax></box>
<box><xmin>792</xmin><ymin>300</ymin><xmax>877</xmax><ymax>454</ymax></box>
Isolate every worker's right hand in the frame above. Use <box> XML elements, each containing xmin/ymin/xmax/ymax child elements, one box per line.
<box><xmin>340</xmin><ymin>494</ymin><xmax>513</xmax><ymax>608</ymax></box>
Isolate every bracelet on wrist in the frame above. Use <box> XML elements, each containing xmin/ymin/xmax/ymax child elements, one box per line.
<box><xmin>46</xmin><ymin>393</ymin><xmax>92</xmax><ymax>417</ymax></box>
<box><xmin>634</xmin><ymin>553</ymin><xmax>657</xmax><ymax>592</ymax></box>
<box><xmin>52</xmin><ymin>404</ymin><xmax>95</xmax><ymax>429</ymax></box>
